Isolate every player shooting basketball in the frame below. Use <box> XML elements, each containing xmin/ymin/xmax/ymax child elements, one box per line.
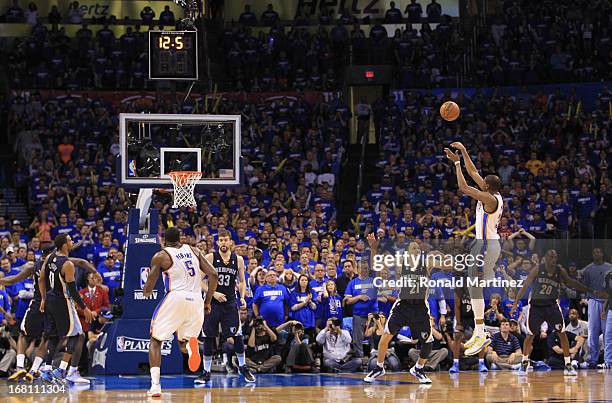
<box><xmin>445</xmin><ymin>142</ymin><xmax>503</xmax><ymax>356</ymax></box>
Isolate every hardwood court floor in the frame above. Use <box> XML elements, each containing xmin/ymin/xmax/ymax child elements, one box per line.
<box><xmin>2</xmin><ymin>370</ymin><xmax>612</xmax><ymax>402</ymax></box>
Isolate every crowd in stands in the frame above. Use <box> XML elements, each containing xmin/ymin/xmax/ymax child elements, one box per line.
<box><xmin>472</xmin><ymin>0</ymin><xmax>612</xmax><ymax>86</ymax></box>
<box><xmin>3</xmin><ymin>0</ymin><xmax>610</xmax><ymax>91</ymax></box>
<box><xmin>4</xmin><ymin>20</ymin><xmax>154</xmax><ymax>89</ymax></box>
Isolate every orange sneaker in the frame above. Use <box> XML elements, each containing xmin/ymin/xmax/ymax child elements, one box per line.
<box><xmin>187</xmin><ymin>337</ymin><xmax>201</xmax><ymax>372</ymax></box>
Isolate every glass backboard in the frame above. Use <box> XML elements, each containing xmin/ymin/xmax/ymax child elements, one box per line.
<box><xmin>118</xmin><ymin>114</ymin><xmax>241</xmax><ymax>187</ymax></box>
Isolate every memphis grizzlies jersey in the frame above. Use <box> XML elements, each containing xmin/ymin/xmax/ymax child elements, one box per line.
<box><xmin>211</xmin><ymin>251</ymin><xmax>239</xmax><ymax>304</ymax></box>
<box><xmin>163</xmin><ymin>244</ymin><xmax>202</xmax><ymax>294</ymax></box>
<box><xmin>475</xmin><ymin>193</ymin><xmax>503</xmax><ymax>240</ymax></box>
<box><xmin>45</xmin><ymin>253</ymin><xmax>70</xmax><ymax>299</ymax></box>
<box><xmin>529</xmin><ymin>264</ymin><xmax>561</xmax><ymax>306</ymax></box>
<box><xmin>454</xmin><ymin>272</ymin><xmax>473</xmax><ymax>320</ymax></box>
<box><xmin>398</xmin><ymin>260</ymin><xmax>429</xmax><ymax>302</ymax></box>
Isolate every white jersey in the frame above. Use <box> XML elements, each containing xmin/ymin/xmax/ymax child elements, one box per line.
<box><xmin>475</xmin><ymin>193</ymin><xmax>503</xmax><ymax>240</ymax></box>
<box><xmin>162</xmin><ymin>244</ymin><xmax>202</xmax><ymax>294</ymax></box>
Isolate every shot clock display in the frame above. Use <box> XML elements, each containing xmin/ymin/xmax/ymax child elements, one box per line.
<box><xmin>149</xmin><ymin>31</ymin><xmax>198</xmax><ymax>80</ymax></box>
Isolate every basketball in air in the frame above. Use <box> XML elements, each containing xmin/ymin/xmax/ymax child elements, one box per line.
<box><xmin>440</xmin><ymin>101</ymin><xmax>460</xmax><ymax>121</ymax></box>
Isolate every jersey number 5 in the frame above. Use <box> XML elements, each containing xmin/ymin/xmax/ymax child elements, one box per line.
<box><xmin>185</xmin><ymin>260</ymin><xmax>196</xmax><ymax>277</ymax></box>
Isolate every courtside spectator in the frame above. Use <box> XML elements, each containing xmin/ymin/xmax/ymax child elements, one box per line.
<box><xmin>485</xmin><ymin>319</ymin><xmax>522</xmax><ymax>370</ymax></box>
<box><xmin>547</xmin><ymin>327</ymin><xmax>585</xmax><ymax>369</ymax></box>
<box><xmin>246</xmin><ymin>316</ymin><xmax>282</xmax><ymax>373</ymax></box>
<box><xmin>316</xmin><ymin>317</ymin><xmax>361</xmax><ymax>372</ymax></box>
<box><xmin>365</xmin><ymin>313</ymin><xmax>401</xmax><ymax>372</ymax></box>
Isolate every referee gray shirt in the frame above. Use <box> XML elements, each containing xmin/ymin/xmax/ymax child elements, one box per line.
<box><xmin>580</xmin><ymin>262</ymin><xmax>612</xmax><ymax>300</ymax></box>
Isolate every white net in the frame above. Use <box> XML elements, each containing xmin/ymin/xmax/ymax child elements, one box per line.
<box><xmin>168</xmin><ymin>171</ymin><xmax>202</xmax><ymax>208</ymax></box>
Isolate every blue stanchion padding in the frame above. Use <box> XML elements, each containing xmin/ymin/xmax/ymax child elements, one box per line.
<box><xmin>122</xmin><ymin>208</ymin><xmax>165</xmax><ymax>319</ymax></box>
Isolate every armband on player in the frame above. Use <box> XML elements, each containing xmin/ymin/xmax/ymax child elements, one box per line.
<box><xmin>66</xmin><ymin>281</ymin><xmax>87</xmax><ymax>310</ymax></box>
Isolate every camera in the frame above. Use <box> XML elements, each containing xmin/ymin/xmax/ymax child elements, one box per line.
<box><xmin>292</xmin><ymin>322</ymin><xmax>304</xmax><ymax>332</ymax></box>
<box><xmin>253</xmin><ymin>316</ymin><xmax>264</xmax><ymax>329</ymax></box>
<box><xmin>331</xmin><ymin>318</ymin><xmax>342</xmax><ymax>327</ymax></box>
<box><xmin>372</xmin><ymin>313</ymin><xmax>380</xmax><ymax>320</ymax></box>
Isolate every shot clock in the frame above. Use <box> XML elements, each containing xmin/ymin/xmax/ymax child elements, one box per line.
<box><xmin>148</xmin><ymin>31</ymin><xmax>198</xmax><ymax>80</ymax></box>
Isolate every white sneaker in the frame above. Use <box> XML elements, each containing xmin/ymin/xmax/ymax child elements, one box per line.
<box><xmin>66</xmin><ymin>370</ymin><xmax>91</xmax><ymax>385</ymax></box>
<box><xmin>464</xmin><ymin>335</ymin><xmax>491</xmax><ymax>356</ymax></box>
<box><xmin>147</xmin><ymin>383</ymin><xmax>162</xmax><ymax>397</ymax></box>
<box><xmin>363</xmin><ymin>365</ymin><xmax>386</xmax><ymax>383</ymax></box>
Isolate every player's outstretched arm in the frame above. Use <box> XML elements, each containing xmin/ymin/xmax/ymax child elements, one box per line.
<box><xmin>451</xmin><ymin>142</ymin><xmax>486</xmax><ymax>190</ymax></box>
<box><xmin>69</xmin><ymin>257</ymin><xmax>97</xmax><ymax>274</ymax></box>
<box><xmin>446</xmin><ymin>148</ymin><xmax>497</xmax><ymax>207</ymax></box>
<box><xmin>511</xmin><ymin>266</ymin><xmax>539</xmax><ymax>315</ymax></box>
<box><xmin>0</xmin><ymin>264</ymin><xmax>35</xmax><ymax>285</ymax></box>
<box><xmin>560</xmin><ymin>267</ymin><xmax>600</xmax><ymax>296</ymax></box>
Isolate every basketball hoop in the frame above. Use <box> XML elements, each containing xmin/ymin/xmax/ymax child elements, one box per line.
<box><xmin>168</xmin><ymin>171</ymin><xmax>202</xmax><ymax>208</ymax></box>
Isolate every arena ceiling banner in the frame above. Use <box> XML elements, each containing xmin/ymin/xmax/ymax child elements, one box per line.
<box><xmin>224</xmin><ymin>0</ymin><xmax>459</xmax><ymax>20</ymax></box>
<box><xmin>0</xmin><ymin>0</ymin><xmax>185</xmax><ymax>21</ymax></box>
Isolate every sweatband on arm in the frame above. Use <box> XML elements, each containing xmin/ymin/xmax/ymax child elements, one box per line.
<box><xmin>66</xmin><ymin>281</ymin><xmax>86</xmax><ymax>309</ymax></box>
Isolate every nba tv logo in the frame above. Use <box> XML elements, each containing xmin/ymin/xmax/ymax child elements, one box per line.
<box><xmin>133</xmin><ymin>267</ymin><xmax>158</xmax><ymax>300</ymax></box>
<box><xmin>140</xmin><ymin>267</ymin><xmax>150</xmax><ymax>289</ymax></box>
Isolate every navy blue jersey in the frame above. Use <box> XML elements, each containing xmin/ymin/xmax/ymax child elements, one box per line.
<box><xmin>454</xmin><ymin>272</ymin><xmax>473</xmax><ymax>320</ymax></box>
<box><xmin>212</xmin><ymin>251</ymin><xmax>239</xmax><ymax>304</ymax></box>
<box><xmin>45</xmin><ymin>253</ymin><xmax>70</xmax><ymax>299</ymax></box>
<box><xmin>530</xmin><ymin>264</ymin><xmax>561</xmax><ymax>306</ymax></box>
<box><xmin>398</xmin><ymin>260</ymin><xmax>429</xmax><ymax>301</ymax></box>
